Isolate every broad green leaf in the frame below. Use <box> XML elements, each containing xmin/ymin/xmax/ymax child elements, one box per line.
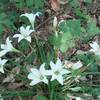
<box><xmin>15</xmin><ymin>0</ymin><xmax>25</xmax><ymax>9</ymax></box>
<box><xmin>36</xmin><ymin>95</ymin><xmax>47</xmax><ymax>100</ymax></box>
<box><xmin>34</xmin><ymin>0</ymin><xmax>44</xmax><ymax>10</ymax></box>
<box><xmin>84</xmin><ymin>0</ymin><xmax>92</xmax><ymax>3</ymax></box>
<box><xmin>60</xmin><ymin>20</ymin><xmax>82</xmax><ymax>36</ymax></box>
<box><xmin>87</xmin><ymin>18</ymin><xmax>100</xmax><ymax>34</ymax></box>
<box><xmin>26</xmin><ymin>0</ymin><xmax>33</xmax><ymax>7</ymax></box>
<box><xmin>66</xmin><ymin>20</ymin><xmax>82</xmax><ymax>36</ymax></box>
<box><xmin>69</xmin><ymin>0</ymin><xmax>79</xmax><ymax>8</ymax></box>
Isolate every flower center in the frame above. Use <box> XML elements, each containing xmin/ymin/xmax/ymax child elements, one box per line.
<box><xmin>54</xmin><ymin>70</ymin><xmax>60</xmax><ymax>75</ymax></box>
<box><xmin>23</xmin><ymin>34</ymin><xmax>28</xmax><ymax>38</ymax></box>
<box><xmin>40</xmin><ymin>75</ymin><xmax>44</xmax><ymax>80</ymax></box>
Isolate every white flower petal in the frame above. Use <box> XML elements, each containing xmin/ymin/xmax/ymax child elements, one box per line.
<box><xmin>44</xmin><ymin>70</ymin><xmax>52</xmax><ymax>76</ymax></box>
<box><xmin>0</xmin><ymin>66</ymin><xmax>4</xmax><ymax>73</ymax></box>
<box><xmin>1</xmin><ymin>59</ymin><xmax>8</xmax><ymax>66</ymax></box>
<box><xmin>56</xmin><ymin>58</ymin><xmax>62</xmax><ymax>68</ymax></box>
<box><xmin>28</xmin><ymin>73</ymin><xmax>34</xmax><ymax>79</ymax></box>
<box><xmin>39</xmin><ymin>63</ymin><xmax>45</xmax><ymax>73</ymax></box>
<box><xmin>89</xmin><ymin>49</ymin><xmax>95</xmax><ymax>52</ymax></box>
<box><xmin>25</xmin><ymin>36</ymin><xmax>31</xmax><ymax>42</ymax></box>
<box><xmin>1</xmin><ymin>44</ymin><xmax>6</xmax><ymax>49</ymax></box>
<box><xmin>18</xmin><ymin>36</ymin><xmax>24</xmax><ymax>42</ymax></box>
<box><xmin>53</xmin><ymin>16</ymin><xmax>57</xmax><ymax>28</ymax></box>
<box><xmin>72</xmin><ymin>61</ymin><xmax>82</xmax><ymax>70</ymax></box>
<box><xmin>20</xmin><ymin>26</ymin><xmax>25</xmax><ymax>33</ymax></box>
<box><xmin>50</xmin><ymin>61</ymin><xmax>56</xmax><ymax>70</ymax></box>
<box><xmin>31</xmin><ymin>68</ymin><xmax>40</xmax><ymax>77</ymax></box>
<box><xmin>0</xmin><ymin>59</ymin><xmax>7</xmax><ymax>73</ymax></box>
<box><xmin>90</xmin><ymin>42</ymin><xmax>99</xmax><ymax>50</ymax></box>
<box><xmin>26</xmin><ymin>26</ymin><xmax>31</xmax><ymax>30</ymax></box>
<box><xmin>35</xmin><ymin>12</ymin><xmax>42</xmax><ymax>17</ymax></box>
<box><xmin>6</xmin><ymin>38</ymin><xmax>13</xmax><ymax>49</ymax></box>
<box><xmin>42</xmin><ymin>77</ymin><xmax>48</xmax><ymax>84</ymax></box>
<box><xmin>89</xmin><ymin>41</ymin><xmax>100</xmax><ymax>56</ymax></box>
<box><xmin>13</xmin><ymin>34</ymin><xmax>21</xmax><ymax>38</ymax></box>
<box><xmin>51</xmin><ymin>75</ymin><xmax>56</xmax><ymax>81</ymax></box>
<box><xmin>57</xmin><ymin>75</ymin><xmax>63</xmax><ymax>85</ymax></box>
<box><xmin>6</xmin><ymin>37</ymin><xmax>12</xmax><ymax>43</ymax></box>
<box><xmin>61</xmin><ymin>69</ymin><xmax>70</xmax><ymax>75</ymax></box>
<box><xmin>30</xmin><ymin>79</ymin><xmax>40</xmax><ymax>86</ymax></box>
<box><xmin>0</xmin><ymin>50</ymin><xmax>7</xmax><ymax>57</ymax></box>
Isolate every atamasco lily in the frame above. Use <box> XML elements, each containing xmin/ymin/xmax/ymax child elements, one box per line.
<box><xmin>64</xmin><ymin>60</ymin><xmax>83</xmax><ymax>70</ymax></box>
<box><xmin>0</xmin><ymin>37</ymin><xmax>20</xmax><ymax>57</ymax></box>
<box><xmin>20</xmin><ymin>12</ymin><xmax>41</xmax><ymax>30</ymax></box>
<box><xmin>0</xmin><ymin>58</ymin><xmax>7</xmax><ymax>73</ymax></box>
<box><xmin>71</xmin><ymin>61</ymin><xmax>83</xmax><ymax>70</ymax></box>
<box><xmin>49</xmin><ymin>58</ymin><xmax>70</xmax><ymax>85</ymax></box>
<box><xmin>89</xmin><ymin>41</ymin><xmax>100</xmax><ymax>56</ymax></box>
<box><xmin>53</xmin><ymin>16</ymin><xmax>58</xmax><ymax>30</ymax></box>
<box><xmin>28</xmin><ymin>63</ymin><xmax>48</xmax><ymax>86</ymax></box>
<box><xmin>13</xmin><ymin>26</ymin><xmax>34</xmax><ymax>43</ymax></box>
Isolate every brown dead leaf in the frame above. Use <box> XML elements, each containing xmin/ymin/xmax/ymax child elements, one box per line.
<box><xmin>2</xmin><ymin>67</ymin><xmax>20</xmax><ymax>83</ymax></box>
<box><xmin>64</xmin><ymin>60</ymin><xmax>74</xmax><ymax>69</ymax></box>
<box><xmin>50</xmin><ymin>0</ymin><xmax>60</xmax><ymax>11</ymax></box>
<box><xmin>32</xmin><ymin>96</ymin><xmax>36</xmax><ymax>100</ymax></box>
<box><xmin>58</xmin><ymin>0</ymin><xmax>68</xmax><ymax>5</ymax></box>
<box><xmin>12</xmin><ymin>67</ymin><xmax>20</xmax><ymax>74</ymax></box>
<box><xmin>3</xmin><ymin>74</ymin><xmax>15</xmax><ymax>83</ymax></box>
<box><xmin>7</xmin><ymin>82</ymin><xmax>23</xmax><ymax>89</ymax></box>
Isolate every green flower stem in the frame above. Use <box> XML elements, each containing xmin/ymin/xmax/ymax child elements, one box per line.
<box><xmin>13</xmin><ymin>48</ymin><xmax>21</xmax><ymax>53</ymax></box>
<box><xmin>50</xmin><ymin>83</ymin><xmax>55</xmax><ymax>100</ymax></box>
<box><xmin>50</xmin><ymin>88</ymin><xmax>54</xmax><ymax>100</ymax></box>
<box><xmin>31</xmin><ymin>23</ymin><xmax>35</xmax><ymax>31</ymax></box>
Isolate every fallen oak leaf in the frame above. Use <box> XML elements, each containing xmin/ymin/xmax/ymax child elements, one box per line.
<box><xmin>7</xmin><ymin>82</ymin><xmax>23</xmax><ymax>90</ymax></box>
<box><xmin>2</xmin><ymin>67</ymin><xmax>20</xmax><ymax>83</ymax></box>
<box><xmin>12</xmin><ymin>67</ymin><xmax>20</xmax><ymax>74</ymax></box>
<box><xmin>50</xmin><ymin>0</ymin><xmax>60</xmax><ymax>11</ymax></box>
<box><xmin>3</xmin><ymin>74</ymin><xmax>15</xmax><ymax>83</ymax></box>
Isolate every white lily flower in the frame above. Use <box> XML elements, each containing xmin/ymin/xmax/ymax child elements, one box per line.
<box><xmin>53</xmin><ymin>16</ymin><xmax>58</xmax><ymax>29</ymax></box>
<box><xmin>64</xmin><ymin>60</ymin><xmax>82</xmax><ymax>70</ymax></box>
<box><xmin>72</xmin><ymin>61</ymin><xmax>83</xmax><ymax>70</ymax></box>
<box><xmin>13</xmin><ymin>26</ymin><xmax>34</xmax><ymax>43</ymax></box>
<box><xmin>53</xmin><ymin>16</ymin><xmax>59</xmax><ymax>37</ymax></box>
<box><xmin>28</xmin><ymin>63</ymin><xmax>48</xmax><ymax>86</ymax></box>
<box><xmin>49</xmin><ymin>59</ymin><xmax>70</xmax><ymax>85</ymax></box>
<box><xmin>89</xmin><ymin>41</ymin><xmax>100</xmax><ymax>56</ymax></box>
<box><xmin>20</xmin><ymin>12</ymin><xmax>41</xmax><ymax>30</ymax></box>
<box><xmin>0</xmin><ymin>58</ymin><xmax>7</xmax><ymax>73</ymax></box>
<box><xmin>0</xmin><ymin>37</ymin><xmax>20</xmax><ymax>57</ymax></box>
